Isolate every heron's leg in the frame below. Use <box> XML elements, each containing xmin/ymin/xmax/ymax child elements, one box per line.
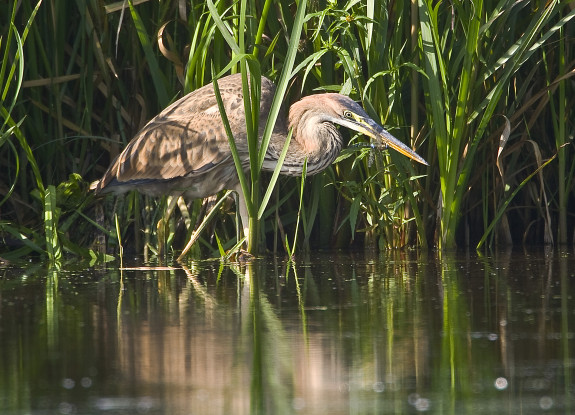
<box><xmin>234</xmin><ymin>184</ymin><xmax>250</xmax><ymax>242</ymax></box>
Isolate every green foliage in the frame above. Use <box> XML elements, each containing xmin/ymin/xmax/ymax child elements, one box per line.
<box><xmin>1</xmin><ymin>0</ymin><xmax>574</xmax><ymax>260</ymax></box>
<box><xmin>418</xmin><ymin>0</ymin><xmax>575</xmax><ymax>248</ymax></box>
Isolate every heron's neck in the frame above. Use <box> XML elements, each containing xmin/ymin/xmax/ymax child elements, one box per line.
<box><xmin>295</xmin><ymin>121</ymin><xmax>343</xmax><ymax>174</ymax></box>
<box><xmin>263</xmin><ymin>119</ymin><xmax>342</xmax><ymax>177</ymax></box>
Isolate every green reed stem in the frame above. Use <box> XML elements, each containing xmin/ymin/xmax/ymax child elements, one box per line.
<box><xmin>206</xmin><ymin>0</ymin><xmax>307</xmax><ymax>255</ymax></box>
<box><xmin>556</xmin><ymin>25</ymin><xmax>567</xmax><ymax>244</ymax></box>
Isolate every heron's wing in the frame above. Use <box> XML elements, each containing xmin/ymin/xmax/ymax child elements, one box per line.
<box><xmin>111</xmin><ymin>117</ymin><xmax>239</xmax><ymax>181</ymax></box>
<box><xmin>95</xmin><ymin>74</ymin><xmax>279</xmax><ymax>193</ymax></box>
<box><xmin>97</xmin><ymin>74</ymin><xmax>277</xmax><ymax>191</ymax></box>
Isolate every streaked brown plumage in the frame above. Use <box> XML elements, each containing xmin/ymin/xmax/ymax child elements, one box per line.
<box><xmin>91</xmin><ymin>73</ymin><xmax>427</xmax><ymax>237</ymax></box>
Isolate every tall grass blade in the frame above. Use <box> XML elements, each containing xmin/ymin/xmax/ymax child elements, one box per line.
<box><xmin>128</xmin><ymin>0</ymin><xmax>170</xmax><ymax>107</ymax></box>
<box><xmin>252</xmin><ymin>0</ymin><xmax>308</xmax><ymax>250</ymax></box>
<box><xmin>205</xmin><ymin>0</ymin><xmax>308</xmax><ymax>253</ymax></box>
<box><xmin>205</xmin><ymin>0</ymin><xmax>240</xmax><ymax>54</ymax></box>
<box><xmin>115</xmin><ymin>213</ymin><xmax>124</xmax><ymax>267</ymax></box>
<box><xmin>0</xmin><ymin>126</ymin><xmax>21</xmax><ymax>207</ymax></box>
<box><xmin>290</xmin><ymin>159</ymin><xmax>307</xmax><ymax>254</ymax></box>
<box><xmin>258</xmin><ymin>129</ymin><xmax>293</xmax><ymax>219</ymax></box>
<box><xmin>477</xmin><ymin>153</ymin><xmax>556</xmax><ymax>250</ymax></box>
<box><xmin>0</xmin><ymin>223</ymin><xmax>43</xmax><ymax>254</ymax></box>
<box><xmin>418</xmin><ymin>0</ymin><xmax>450</xmax><ymax>247</ymax></box>
<box><xmin>210</xmin><ymin>66</ymin><xmax>252</xmax><ymax>213</ymax></box>
<box><xmin>177</xmin><ymin>190</ymin><xmax>234</xmax><ymax>261</ymax></box>
<box><xmin>258</xmin><ymin>0</ymin><xmax>308</xmax><ymax>171</ymax></box>
<box><xmin>44</xmin><ymin>185</ymin><xmax>61</xmax><ymax>263</ymax></box>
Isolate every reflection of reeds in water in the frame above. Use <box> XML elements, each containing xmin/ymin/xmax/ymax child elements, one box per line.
<box><xmin>106</xmin><ymin>251</ymin><xmax>575</xmax><ymax>413</ymax></box>
<box><xmin>0</xmin><ymin>252</ymin><xmax>572</xmax><ymax>413</ymax></box>
<box><xmin>113</xmin><ymin>254</ymin><xmax>438</xmax><ymax>414</ymax></box>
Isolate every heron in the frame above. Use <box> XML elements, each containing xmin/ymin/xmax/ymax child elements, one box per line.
<box><xmin>91</xmin><ymin>73</ymin><xmax>427</xmax><ymax>249</ymax></box>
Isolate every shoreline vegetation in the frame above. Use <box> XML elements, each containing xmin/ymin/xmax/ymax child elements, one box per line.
<box><xmin>1</xmin><ymin>0</ymin><xmax>574</xmax><ymax>263</ymax></box>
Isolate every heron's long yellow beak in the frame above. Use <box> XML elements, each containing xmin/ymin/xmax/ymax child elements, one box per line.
<box><xmin>358</xmin><ymin>118</ymin><xmax>428</xmax><ymax>166</ymax></box>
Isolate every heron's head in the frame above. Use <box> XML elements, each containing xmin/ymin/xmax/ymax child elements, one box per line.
<box><xmin>290</xmin><ymin>94</ymin><xmax>428</xmax><ymax>166</ymax></box>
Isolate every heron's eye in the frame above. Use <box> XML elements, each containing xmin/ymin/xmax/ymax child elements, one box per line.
<box><xmin>343</xmin><ymin>110</ymin><xmax>354</xmax><ymax>119</ymax></box>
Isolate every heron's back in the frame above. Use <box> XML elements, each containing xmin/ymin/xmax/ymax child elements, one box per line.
<box><xmin>92</xmin><ymin>74</ymin><xmax>283</xmax><ymax>198</ymax></box>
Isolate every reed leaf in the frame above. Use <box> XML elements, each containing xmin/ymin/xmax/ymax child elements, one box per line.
<box><xmin>177</xmin><ymin>190</ymin><xmax>234</xmax><ymax>261</ymax></box>
<box><xmin>128</xmin><ymin>0</ymin><xmax>170</xmax><ymax>107</ymax></box>
<box><xmin>0</xmin><ymin>222</ymin><xmax>43</xmax><ymax>255</ymax></box>
<box><xmin>43</xmin><ymin>185</ymin><xmax>61</xmax><ymax>263</ymax></box>
<box><xmin>477</xmin><ymin>153</ymin><xmax>556</xmax><ymax>250</ymax></box>
<box><xmin>204</xmin><ymin>0</ymin><xmax>308</xmax><ymax>254</ymax></box>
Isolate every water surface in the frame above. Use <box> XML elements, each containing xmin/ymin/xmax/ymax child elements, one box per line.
<box><xmin>0</xmin><ymin>249</ymin><xmax>573</xmax><ymax>414</ymax></box>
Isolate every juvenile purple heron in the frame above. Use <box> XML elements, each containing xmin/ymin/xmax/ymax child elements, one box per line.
<box><xmin>92</xmin><ymin>73</ymin><xmax>427</xmax><ymax>241</ymax></box>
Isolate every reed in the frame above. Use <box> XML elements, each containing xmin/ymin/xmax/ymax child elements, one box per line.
<box><xmin>1</xmin><ymin>1</ymin><xmax>45</xmax><ymax>260</ymax></box>
<box><xmin>418</xmin><ymin>0</ymin><xmax>574</xmax><ymax>248</ymax></box>
<box><xmin>1</xmin><ymin>0</ymin><xmax>574</xmax><ymax>260</ymax></box>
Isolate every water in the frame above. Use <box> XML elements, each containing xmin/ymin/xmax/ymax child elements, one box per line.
<box><xmin>0</xmin><ymin>249</ymin><xmax>573</xmax><ymax>414</ymax></box>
